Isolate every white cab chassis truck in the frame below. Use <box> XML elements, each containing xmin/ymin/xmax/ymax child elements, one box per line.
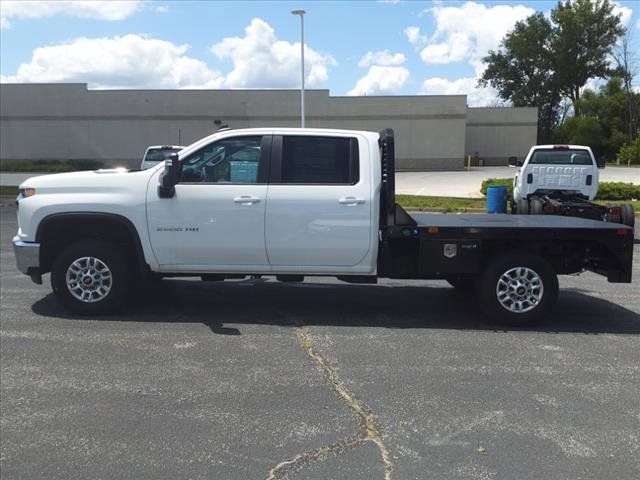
<box><xmin>13</xmin><ymin>129</ymin><xmax>634</xmax><ymax>325</ymax></box>
<box><xmin>140</xmin><ymin>145</ymin><xmax>184</xmax><ymax>170</ymax></box>
<box><xmin>510</xmin><ymin>144</ymin><xmax>635</xmax><ymax>227</ymax></box>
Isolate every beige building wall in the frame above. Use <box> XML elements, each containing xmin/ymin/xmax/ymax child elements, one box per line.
<box><xmin>1</xmin><ymin>84</ymin><xmax>536</xmax><ymax>171</ymax></box>
<box><xmin>465</xmin><ymin>107</ymin><xmax>538</xmax><ymax>166</ymax></box>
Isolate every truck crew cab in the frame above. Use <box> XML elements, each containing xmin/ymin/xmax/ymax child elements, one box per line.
<box><xmin>13</xmin><ymin>128</ymin><xmax>634</xmax><ymax>325</ymax></box>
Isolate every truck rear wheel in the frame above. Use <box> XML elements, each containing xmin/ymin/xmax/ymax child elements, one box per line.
<box><xmin>477</xmin><ymin>252</ymin><xmax>558</xmax><ymax>326</ymax></box>
<box><xmin>529</xmin><ymin>198</ymin><xmax>543</xmax><ymax>215</ymax></box>
<box><xmin>51</xmin><ymin>240</ymin><xmax>129</xmax><ymax>315</ymax></box>
<box><xmin>621</xmin><ymin>204</ymin><xmax>635</xmax><ymax>227</ymax></box>
<box><xmin>516</xmin><ymin>199</ymin><xmax>529</xmax><ymax>214</ymax></box>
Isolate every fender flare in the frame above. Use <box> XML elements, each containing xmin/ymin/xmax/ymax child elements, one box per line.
<box><xmin>36</xmin><ymin>212</ymin><xmax>149</xmax><ymax>275</ymax></box>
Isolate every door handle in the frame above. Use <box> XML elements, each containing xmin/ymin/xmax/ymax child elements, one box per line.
<box><xmin>233</xmin><ymin>195</ymin><xmax>261</xmax><ymax>204</ymax></box>
<box><xmin>338</xmin><ymin>197</ymin><xmax>365</xmax><ymax>205</ymax></box>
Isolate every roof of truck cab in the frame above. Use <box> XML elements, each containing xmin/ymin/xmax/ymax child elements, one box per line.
<box><xmin>146</xmin><ymin>145</ymin><xmax>185</xmax><ymax>149</ymax></box>
<box><xmin>177</xmin><ymin>127</ymin><xmax>380</xmax><ymax>159</ymax></box>
<box><xmin>222</xmin><ymin>127</ymin><xmax>378</xmax><ymax>135</ymax></box>
<box><xmin>532</xmin><ymin>144</ymin><xmax>592</xmax><ymax>150</ymax></box>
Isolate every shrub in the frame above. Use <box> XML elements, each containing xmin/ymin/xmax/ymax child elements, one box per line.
<box><xmin>617</xmin><ymin>138</ymin><xmax>640</xmax><ymax>166</ymax></box>
<box><xmin>595</xmin><ymin>182</ymin><xmax>640</xmax><ymax>200</ymax></box>
<box><xmin>66</xmin><ymin>159</ymin><xmax>104</xmax><ymax>171</ymax></box>
<box><xmin>481</xmin><ymin>178</ymin><xmax>514</xmax><ymax>197</ymax></box>
<box><xmin>481</xmin><ymin>178</ymin><xmax>639</xmax><ymax>200</ymax></box>
<box><xmin>0</xmin><ymin>159</ymin><xmax>104</xmax><ymax>173</ymax></box>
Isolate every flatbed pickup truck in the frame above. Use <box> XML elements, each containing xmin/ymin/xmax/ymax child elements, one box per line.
<box><xmin>13</xmin><ymin>128</ymin><xmax>634</xmax><ymax>325</ymax></box>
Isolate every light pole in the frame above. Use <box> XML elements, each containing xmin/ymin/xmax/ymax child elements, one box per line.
<box><xmin>291</xmin><ymin>9</ymin><xmax>305</xmax><ymax>128</ymax></box>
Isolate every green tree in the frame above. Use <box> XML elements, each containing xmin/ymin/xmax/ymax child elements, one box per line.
<box><xmin>612</xmin><ymin>28</ymin><xmax>639</xmax><ymax>144</ymax></box>
<box><xmin>570</xmin><ymin>78</ymin><xmax>640</xmax><ymax>160</ymax></box>
<box><xmin>551</xmin><ymin>0</ymin><xmax>624</xmax><ymax>113</ymax></box>
<box><xmin>479</xmin><ymin>0</ymin><xmax>625</xmax><ymax>142</ymax></box>
<box><xmin>618</xmin><ymin>137</ymin><xmax>640</xmax><ymax>165</ymax></box>
<box><xmin>553</xmin><ymin>116</ymin><xmax>606</xmax><ymax>153</ymax></box>
<box><xmin>479</xmin><ymin>13</ymin><xmax>559</xmax><ymax>142</ymax></box>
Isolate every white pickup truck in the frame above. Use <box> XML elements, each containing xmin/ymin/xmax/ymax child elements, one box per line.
<box><xmin>510</xmin><ymin>144</ymin><xmax>634</xmax><ymax>226</ymax></box>
<box><xmin>13</xmin><ymin>128</ymin><xmax>634</xmax><ymax>325</ymax></box>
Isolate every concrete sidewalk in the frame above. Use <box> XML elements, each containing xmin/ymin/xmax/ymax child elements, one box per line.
<box><xmin>2</xmin><ymin>166</ymin><xmax>639</xmax><ymax>198</ymax></box>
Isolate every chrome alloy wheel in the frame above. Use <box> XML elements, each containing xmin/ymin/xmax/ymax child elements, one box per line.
<box><xmin>65</xmin><ymin>256</ymin><xmax>113</xmax><ymax>303</ymax></box>
<box><xmin>496</xmin><ymin>266</ymin><xmax>544</xmax><ymax>313</ymax></box>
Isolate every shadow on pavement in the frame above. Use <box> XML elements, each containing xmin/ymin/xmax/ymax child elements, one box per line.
<box><xmin>30</xmin><ymin>278</ymin><xmax>640</xmax><ymax>335</ymax></box>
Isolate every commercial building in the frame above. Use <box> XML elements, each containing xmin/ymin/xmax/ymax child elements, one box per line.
<box><xmin>0</xmin><ymin>83</ymin><xmax>537</xmax><ymax>170</ymax></box>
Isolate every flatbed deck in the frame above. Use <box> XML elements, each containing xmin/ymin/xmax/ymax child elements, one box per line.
<box><xmin>409</xmin><ymin>213</ymin><xmax>632</xmax><ymax>231</ymax></box>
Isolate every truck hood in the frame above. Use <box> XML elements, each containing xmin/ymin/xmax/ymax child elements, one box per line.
<box><xmin>19</xmin><ymin>168</ymin><xmax>154</xmax><ymax>193</ymax></box>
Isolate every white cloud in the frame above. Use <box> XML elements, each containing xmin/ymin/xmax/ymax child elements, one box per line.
<box><xmin>417</xmin><ymin>2</ymin><xmax>534</xmax><ymax>75</ymax></box>
<box><xmin>0</xmin><ymin>0</ymin><xmax>142</xmax><ymax>28</ymax></box>
<box><xmin>0</xmin><ymin>34</ymin><xmax>224</xmax><ymax>89</ymax></box>
<box><xmin>358</xmin><ymin>49</ymin><xmax>406</xmax><ymax>67</ymax></box>
<box><xmin>404</xmin><ymin>26</ymin><xmax>427</xmax><ymax>45</ymax></box>
<box><xmin>420</xmin><ymin>77</ymin><xmax>500</xmax><ymax>107</ymax></box>
<box><xmin>347</xmin><ymin>65</ymin><xmax>410</xmax><ymax>96</ymax></box>
<box><xmin>612</xmin><ymin>1</ymin><xmax>633</xmax><ymax>27</ymax></box>
<box><xmin>211</xmin><ymin>18</ymin><xmax>336</xmax><ymax>89</ymax></box>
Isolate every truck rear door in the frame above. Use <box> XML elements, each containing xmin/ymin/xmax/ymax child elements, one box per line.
<box><xmin>265</xmin><ymin>134</ymin><xmax>372</xmax><ymax>269</ymax></box>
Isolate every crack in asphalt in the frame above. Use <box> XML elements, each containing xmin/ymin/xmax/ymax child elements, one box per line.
<box><xmin>265</xmin><ymin>322</ymin><xmax>393</xmax><ymax>480</ymax></box>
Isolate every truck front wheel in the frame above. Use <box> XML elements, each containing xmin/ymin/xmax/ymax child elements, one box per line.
<box><xmin>477</xmin><ymin>252</ymin><xmax>558</xmax><ymax>326</ymax></box>
<box><xmin>51</xmin><ymin>240</ymin><xmax>129</xmax><ymax>315</ymax></box>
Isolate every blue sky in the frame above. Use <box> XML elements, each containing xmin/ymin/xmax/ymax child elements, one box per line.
<box><xmin>1</xmin><ymin>1</ymin><xmax>638</xmax><ymax>105</ymax></box>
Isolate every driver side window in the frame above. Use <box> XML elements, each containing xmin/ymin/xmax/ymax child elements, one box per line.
<box><xmin>179</xmin><ymin>136</ymin><xmax>263</xmax><ymax>184</ymax></box>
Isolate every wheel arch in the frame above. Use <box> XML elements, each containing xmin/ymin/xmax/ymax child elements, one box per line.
<box><xmin>36</xmin><ymin>212</ymin><xmax>149</xmax><ymax>276</ymax></box>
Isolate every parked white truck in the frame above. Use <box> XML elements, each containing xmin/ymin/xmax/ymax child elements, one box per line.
<box><xmin>13</xmin><ymin>128</ymin><xmax>634</xmax><ymax>325</ymax></box>
<box><xmin>510</xmin><ymin>144</ymin><xmax>634</xmax><ymax>226</ymax></box>
<box><xmin>140</xmin><ymin>145</ymin><xmax>184</xmax><ymax>170</ymax></box>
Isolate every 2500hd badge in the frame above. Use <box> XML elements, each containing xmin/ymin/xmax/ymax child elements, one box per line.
<box><xmin>156</xmin><ymin>226</ymin><xmax>199</xmax><ymax>232</ymax></box>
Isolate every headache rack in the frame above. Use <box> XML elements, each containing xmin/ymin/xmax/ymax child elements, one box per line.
<box><xmin>378</xmin><ymin>128</ymin><xmax>416</xmax><ymax>229</ymax></box>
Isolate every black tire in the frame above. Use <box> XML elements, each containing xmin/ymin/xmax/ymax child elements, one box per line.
<box><xmin>446</xmin><ymin>275</ymin><xmax>476</xmax><ymax>290</ymax></box>
<box><xmin>607</xmin><ymin>204</ymin><xmax>622</xmax><ymax>224</ymax></box>
<box><xmin>621</xmin><ymin>204</ymin><xmax>635</xmax><ymax>227</ymax></box>
<box><xmin>529</xmin><ymin>198</ymin><xmax>544</xmax><ymax>215</ymax></box>
<box><xmin>51</xmin><ymin>240</ymin><xmax>129</xmax><ymax>315</ymax></box>
<box><xmin>477</xmin><ymin>251</ymin><xmax>558</xmax><ymax>327</ymax></box>
<box><xmin>516</xmin><ymin>198</ymin><xmax>529</xmax><ymax>214</ymax></box>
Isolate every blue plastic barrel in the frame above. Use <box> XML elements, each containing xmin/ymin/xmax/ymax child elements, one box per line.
<box><xmin>486</xmin><ymin>185</ymin><xmax>507</xmax><ymax>214</ymax></box>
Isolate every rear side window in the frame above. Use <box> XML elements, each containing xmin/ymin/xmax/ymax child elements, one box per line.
<box><xmin>529</xmin><ymin>149</ymin><xmax>593</xmax><ymax>165</ymax></box>
<box><xmin>281</xmin><ymin>136</ymin><xmax>359</xmax><ymax>184</ymax></box>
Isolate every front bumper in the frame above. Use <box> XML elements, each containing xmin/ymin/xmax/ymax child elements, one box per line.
<box><xmin>12</xmin><ymin>236</ymin><xmax>42</xmax><ymax>284</ymax></box>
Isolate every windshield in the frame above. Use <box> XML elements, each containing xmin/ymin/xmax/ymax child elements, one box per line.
<box><xmin>144</xmin><ymin>147</ymin><xmax>182</xmax><ymax>163</ymax></box>
<box><xmin>529</xmin><ymin>149</ymin><xmax>593</xmax><ymax>165</ymax></box>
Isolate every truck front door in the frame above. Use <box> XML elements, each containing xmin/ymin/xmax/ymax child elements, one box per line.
<box><xmin>146</xmin><ymin>135</ymin><xmax>271</xmax><ymax>270</ymax></box>
<box><xmin>265</xmin><ymin>134</ymin><xmax>372</xmax><ymax>269</ymax></box>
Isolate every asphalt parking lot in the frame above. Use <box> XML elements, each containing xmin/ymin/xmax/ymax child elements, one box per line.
<box><xmin>1</xmin><ymin>204</ymin><xmax>639</xmax><ymax>480</ymax></box>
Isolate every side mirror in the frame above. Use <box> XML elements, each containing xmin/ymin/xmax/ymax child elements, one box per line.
<box><xmin>508</xmin><ymin>156</ymin><xmax>520</xmax><ymax>167</ymax></box>
<box><xmin>596</xmin><ymin>157</ymin><xmax>605</xmax><ymax>169</ymax></box>
<box><xmin>158</xmin><ymin>153</ymin><xmax>182</xmax><ymax>198</ymax></box>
